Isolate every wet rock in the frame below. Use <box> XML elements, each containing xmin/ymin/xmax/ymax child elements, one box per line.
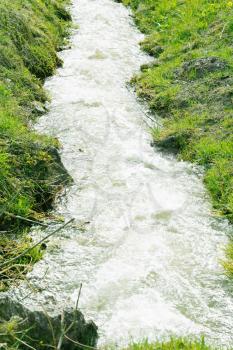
<box><xmin>46</xmin><ymin>145</ymin><xmax>72</xmax><ymax>186</ymax></box>
<box><xmin>0</xmin><ymin>294</ymin><xmax>98</xmax><ymax>349</ymax></box>
<box><xmin>57</xmin><ymin>56</ymin><xmax>64</xmax><ymax>67</ymax></box>
<box><xmin>176</xmin><ymin>57</ymin><xmax>228</xmax><ymax>79</ymax></box>
<box><xmin>152</xmin><ymin>135</ymin><xmax>180</xmax><ymax>153</ymax></box>
<box><xmin>152</xmin><ymin>131</ymin><xmax>191</xmax><ymax>153</ymax></box>
<box><xmin>32</xmin><ymin>101</ymin><xmax>47</xmax><ymax>115</ymax></box>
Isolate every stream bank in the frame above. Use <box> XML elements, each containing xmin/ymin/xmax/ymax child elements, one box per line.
<box><xmin>0</xmin><ymin>0</ymin><xmax>101</xmax><ymax>348</ymax></box>
<box><xmin>120</xmin><ymin>0</ymin><xmax>233</xmax><ymax>274</ymax></box>
<box><xmin>6</xmin><ymin>0</ymin><xmax>233</xmax><ymax>348</ymax></box>
<box><xmin>0</xmin><ymin>0</ymin><xmax>72</xmax><ymax>291</ymax></box>
<box><xmin>0</xmin><ymin>1</ymin><xmax>99</xmax><ymax>348</ymax></box>
<box><xmin>1</xmin><ymin>0</ymin><xmax>233</xmax><ymax>349</ymax></box>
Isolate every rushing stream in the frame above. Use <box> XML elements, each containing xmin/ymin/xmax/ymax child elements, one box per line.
<box><xmin>12</xmin><ymin>0</ymin><xmax>233</xmax><ymax>347</ymax></box>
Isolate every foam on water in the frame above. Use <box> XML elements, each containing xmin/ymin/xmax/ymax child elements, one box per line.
<box><xmin>13</xmin><ymin>0</ymin><xmax>233</xmax><ymax>347</ymax></box>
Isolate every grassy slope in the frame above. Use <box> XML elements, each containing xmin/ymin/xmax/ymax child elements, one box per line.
<box><xmin>123</xmin><ymin>338</ymin><xmax>217</xmax><ymax>350</ymax></box>
<box><xmin>1</xmin><ymin>1</ymin><xmax>232</xmax><ymax>348</ymax></box>
<box><xmin>121</xmin><ymin>0</ymin><xmax>233</xmax><ymax>274</ymax></box>
<box><xmin>0</xmin><ymin>0</ymin><xmax>71</xmax><ymax>291</ymax></box>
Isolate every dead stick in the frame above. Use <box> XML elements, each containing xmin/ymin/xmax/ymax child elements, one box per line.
<box><xmin>64</xmin><ymin>335</ymin><xmax>98</xmax><ymax>350</ymax></box>
<box><xmin>64</xmin><ymin>283</ymin><xmax>83</xmax><ymax>335</ymax></box>
<box><xmin>5</xmin><ymin>212</ymin><xmax>48</xmax><ymax>227</ymax></box>
<box><xmin>0</xmin><ymin>219</ymin><xmax>74</xmax><ymax>269</ymax></box>
<box><xmin>75</xmin><ymin>282</ymin><xmax>83</xmax><ymax>310</ymax></box>
<box><xmin>57</xmin><ymin>311</ymin><xmax>65</xmax><ymax>350</ymax></box>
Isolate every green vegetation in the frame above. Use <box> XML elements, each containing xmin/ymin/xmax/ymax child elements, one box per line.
<box><xmin>121</xmin><ymin>0</ymin><xmax>233</xmax><ymax>274</ymax></box>
<box><xmin>0</xmin><ymin>0</ymin><xmax>71</xmax><ymax>289</ymax></box>
<box><xmin>0</xmin><ymin>235</ymin><xmax>44</xmax><ymax>292</ymax></box>
<box><xmin>0</xmin><ymin>0</ymin><xmax>71</xmax><ymax>232</ymax></box>
<box><xmin>123</xmin><ymin>338</ymin><xmax>216</xmax><ymax>350</ymax></box>
<box><xmin>1</xmin><ymin>0</ymin><xmax>233</xmax><ymax>348</ymax></box>
<box><xmin>0</xmin><ymin>333</ymin><xmax>221</xmax><ymax>350</ymax></box>
<box><xmin>0</xmin><ymin>300</ymin><xmax>98</xmax><ymax>349</ymax></box>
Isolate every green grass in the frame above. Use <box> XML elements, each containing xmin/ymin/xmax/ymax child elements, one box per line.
<box><xmin>0</xmin><ymin>334</ymin><xmax>222</xmax><ymax>350</ymax></box>
<box><xmin>123</xmin><ymin>338</ymin><xmax>215</xmax><ymax>350</ymax></box>
<box><xmin>0</xmin><ymin>234</ymin><xmax>43</xmax><ymax>292</ymax></box>
<box><xmin>1</xmin><ymin>1</ymin><xmax>232</xmax><ymax>348</ymax></box>
<box><xmin>0</xmin><ymin>0</ymin><xmax>71</xmax><ymax>288</ymax></box>
<box><xmin>0</xmin><ymin>0</ymin><xmax>71</xmax><ymax>231</ymax></box>
<box><xmin>122</xmin><ymin>0</ymin><xmax>233</xmax><ymax>275</ymax></box>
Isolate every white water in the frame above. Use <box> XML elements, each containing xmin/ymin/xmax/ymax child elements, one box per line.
<box><xmin>14</xmin><ymin>0</ymin><xmax>233</xmax><ymax>347</ymax></box>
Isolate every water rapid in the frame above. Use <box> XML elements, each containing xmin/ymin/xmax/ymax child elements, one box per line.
<box><xmin>14</xmin><ymin>0</ymin><xmax>233</xmax><ymax>347</ymax></box>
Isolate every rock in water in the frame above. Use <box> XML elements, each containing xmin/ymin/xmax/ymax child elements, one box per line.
<box><xmin>0</xmin><ymin>294</ymin><xmax>98</xmax><ymax>349</ymax></box>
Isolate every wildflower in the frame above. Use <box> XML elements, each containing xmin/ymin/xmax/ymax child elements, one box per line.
<box><xmin>227</xmin><ymin>1</ymin><xmax>233</xmax><ymax>7</ymax></box>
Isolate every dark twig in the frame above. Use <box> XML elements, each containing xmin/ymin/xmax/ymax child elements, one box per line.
<box><xmin>64</xmin><ymin>335</ymin><xmax>98</xmax><ymax>350</ymax></box>
<box><xmin>5</xmin><ymin>212</ymin><xmax>48</xmax><ymax>227</ymax></box>
<box><xmin>64</xmin><ymin>283</ymin><xmax>83</xmax><ymax>335</ymax></box>
<box><xmin>75</xmin><ymin>283</ymin><xmax>83</xmax><ymax>311</ymax></box>
<box><xmin>0</xmin><ymin>219</ymin><xmax>75</xmax><ymax>269</ymax></box>
<box><xmin>57</xmin><ymin>311</ymin><xmax>65</xmax><ymax>350</ymax></box>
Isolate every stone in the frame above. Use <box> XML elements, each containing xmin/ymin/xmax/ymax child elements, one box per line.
<box><xmin>0</xmin><ymin>294</ymin><xmax>98</xmax><ymax>349</ymax></box>
<box><xmin>152</xmin><ymin>135</ymin><xmax>180</xmax><ymax>153</ymax></box>
<box><xmin>46</xmin><ymin>145</ymin><xmax>73</xmax><ymax>186</ymax></box>
<box><xmin>32</xmin><ymin>101</ymin><xmax>47</xmax><ymax>115</ymax></box>
<box><xmin>176</xmin><ymin>57</ymin><xmax>228</xmax><ymax>79</ymax></box>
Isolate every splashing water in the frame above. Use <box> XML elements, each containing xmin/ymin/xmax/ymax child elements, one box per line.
<box><xmin>13</xmin><ymin>0</ymin><xmax>233</xmax><ymax>347</ymax></box>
